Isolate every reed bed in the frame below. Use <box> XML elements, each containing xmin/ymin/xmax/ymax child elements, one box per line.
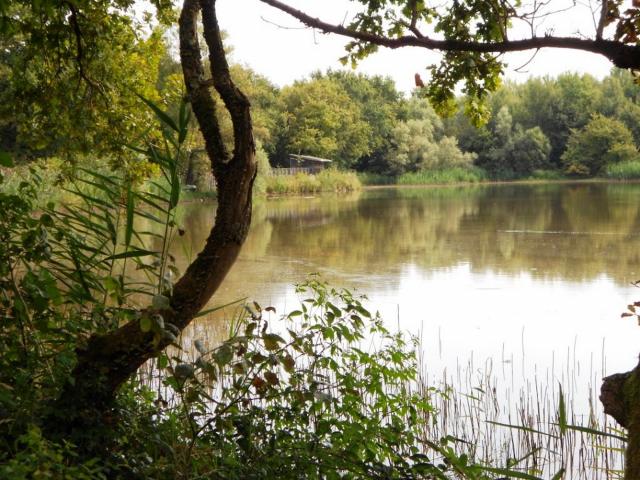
<box><xmin>138</xmin><ymin>304</ymin><xmax>626</xmax><ymax>479</ymax></box>
<box><xmin>265</xmin><ymin>169</ymin><xmax>361</xmax><ymax>195</ymax></box>
<box><xmin>418</xmin><ymin>353</ymin><xmax>625</xmax><ymax>478</ymax></box>
<box><xmin>604</xmin><ymin>160</ymin><xmax>640</xmax><ymax>180</ymax></box>
<box><xmin>358</xmin><ymin>167</ymin><xmax>488</xmax><ymax>186</ymax></box>
<box><xmin>397</xmin><ymin>167</ymin><xmax>488</xmax><ymax>185</ymax></box>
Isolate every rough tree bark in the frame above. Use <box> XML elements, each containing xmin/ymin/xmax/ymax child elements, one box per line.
<box><xmin>601</xmin><ymin>360</ymin><xmax>640</xmax><ymax>478</ymax></box>
<box><xmin>51</xmin><ymin>0</ymin><xmax>256</xmax><ymax>430</ymax></box>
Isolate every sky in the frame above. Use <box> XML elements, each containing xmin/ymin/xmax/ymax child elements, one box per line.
<box><xmin>215</xmin><ymin>0</ymin><xmax>619</xmax><ymax>94</ymax></box>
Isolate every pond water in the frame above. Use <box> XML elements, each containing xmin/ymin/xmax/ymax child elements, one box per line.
<box><xmin>175</xmin><ymin>182</ymin><xmax>640</xmax><ymax>418</ymax></box>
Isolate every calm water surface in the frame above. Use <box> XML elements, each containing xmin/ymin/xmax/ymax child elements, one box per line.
<box><xmin>176</xmin><ymin>182</ymin><xmax>640</xmax><ymax>410</ymax></box>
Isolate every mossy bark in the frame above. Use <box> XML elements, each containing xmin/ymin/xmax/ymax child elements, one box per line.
<box><xmin>601</xmin><ymin>358</ymin><xmax>640</xmax><ymax>479</ymax></box>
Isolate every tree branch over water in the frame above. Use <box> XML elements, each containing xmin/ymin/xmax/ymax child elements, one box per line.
<box><xmin>259</xmin><ymin>1</ymin><xmax>640</xmax><ymax>477</ymax></box>
<box><xmin>259</xmin><ymin>0</ymin><xmax>640</xmax><ymax>69</ymax></box>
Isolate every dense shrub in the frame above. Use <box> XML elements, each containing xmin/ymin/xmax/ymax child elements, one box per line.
<box><xmin>562</xmin><ymin>114</ymin><xmax>638</xmax><ymax>176</ymax></box>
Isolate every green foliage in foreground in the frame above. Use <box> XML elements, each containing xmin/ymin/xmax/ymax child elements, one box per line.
<box><xmin>144</xmin><ymin>279</ymin><xmax>473</xmax><ymax>478</ymax></box>
<box><xmin>265</xmin><ymin>169</ymin><xmax>361</xmax><ymax>195</ymax></box>
<box><xmin>0</xmin><ymin>101</ymin><xmax>584</xmax><ymax>480</ymax></box>
<box><xmin>0</xmin><ymin>219</ymin><xmax>559</xmax><ymax>479</ymax></box>
<box><xmin>0</xmin><ymin>98</ymin><xmax>189</xmax><ymax>461</ymax></box>
<box><xmin>0</xmin><ymin>426</ymin><xmax>106</xmax><ymax>479</ymax></box>
<box><xmin>0</xmin><ymin>168</ymin><xmax>551</xmax><ymax>479</ymax></box>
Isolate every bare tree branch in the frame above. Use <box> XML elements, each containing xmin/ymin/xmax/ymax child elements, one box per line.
<box><xmin>597</xmin><ymin>0</ymin><xmax>608</xmax><ymax>39</ymax></box>
<box><xmin>65</xmin><ymin>1</ymin><xmax>106</xmax><ymax>97</ymax></box>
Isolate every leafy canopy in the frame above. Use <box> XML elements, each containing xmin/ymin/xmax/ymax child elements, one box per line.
<box><xmin>278</xmin><ymin>77</ymin><xmax>372</xmax><ymax>168</ymax></box>
<box><xmin>0</xmin><ymin>0</ymin><xmax>174</xmax><ymax>160</ymax></box>
<box><xmin>342</xmin><ymin>0</ymin><xmax>508</xmax><ymax>123</ymax></box>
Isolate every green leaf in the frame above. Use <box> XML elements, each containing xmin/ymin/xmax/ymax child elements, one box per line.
<box><xmin>105</xmin><ymin>249</ymin><xmax>155</xmax><ymax>260</ymax></box>
<box><xmin>178</xmin><ymin>100</ymin><xmax>190</xmax><ymax>143</ymax></box>
<box><xmin>194</xmin><ymin>339</ymin><xmax>206</xmax><ymax>354</ymax></box>
<box><xmin>486</xmin><ymin>420</ymin><xmax>556</xmax><ymax>438</ymax></box>
<box><xmin>138</xmin><ymin>95</ymin><xmax>179</xmax><ymax>132</ymax></box>
<box><xmin>263</xmin><ymin>333</ymin><xmax>285</xmax><ymax>351</ymax></box>
<box><xmin>232</xmin><ymin>362</ymin><xmax>245</xmax><ymax>375</ymax></box>
<box><xmin>124</xmin><ymin>183</ymin><xmax>134</xmax><ymax>249</ymax></box>
<box><xmin>214</xmin><ymin>344</ymin><xmax>233</xmax><ymax>366</ymax></box>
<box><xmin>193</xmin><ymin>298</ymin><xmax>246</xmax><ymax>318</ymax></box>
<box><xmin>282</xmin><ymin>354</ymin><xmax>295</xmax><ymax>373</ymax></box>
<box><xmin>39</xmin><ymin>213</ymin><xmax>54</xmax><ymax>227</ymax></box>
<box><xmin>140</xmin><ymin>316</ymin><xmax>152</xmax><ymax>333</ymax></box>
<box><xmin>162</xmin><ymin>330</ymin><xmax>178</xmax><ymax>345</ymax></box>
<box><xmin>264</xmin><ymin>371</ymin><xmax>279</xmax><ymax>385</ymax></box>
<box><xmin>174</xmin><ymin>363</ymin><xmax>195</xmax><ymax>380</ymax></box>
<box><xmin>104</xmin><ymin>276</ymin><xmax>119</xmax><ymax>293</ymax></box>
<box><xmin>157</xmin><ymin>354</ymin><xmax>169</xmax><ymax>369</ymax></box>
<box><xmin>0</xmin><ymin>151</ymin><xmax>13</xmax><ymax>167</ymax></box>
<box><xmin>169</xmin><ymin>168</ymin><xmax>180</xmax><ymax>209</ymax></box>
<box><xmin>558</xmin><ymin>383</ymin><xmax>567</xmax><ymax>435</ymax></box>
<box><xmin>561</xmin><ymin>424</ymin><xmax>627</xmax><ymax>442</ymax></box>
<box><xmin>75</xmin><ymin>167</ymin><xmax>119</xmax><ymax>186</ymax></box>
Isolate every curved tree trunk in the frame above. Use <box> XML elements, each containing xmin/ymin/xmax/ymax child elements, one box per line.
<box><xmin>50</xmin><ymin>0</ymin><xmax>256</xmax><ymax>431</ymax></box>
<box><xmin>601</xmin><ymin>359</ymin><xmax>640</xmax><ymax>479</ymax></box>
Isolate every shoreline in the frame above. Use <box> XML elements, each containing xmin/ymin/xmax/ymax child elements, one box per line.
<box><xmin>362</xmin><ymin>177</ymin><xmax>640</xmax><ymax>190</ymax></box>
<box><xmin>178</xmin><ymin>177</ymin><xmax>640</xmax><ymax>202</ymax></box>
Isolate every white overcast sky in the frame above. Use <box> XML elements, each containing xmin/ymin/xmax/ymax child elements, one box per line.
<box><xmin>214</xmin><ymin>0</ymin><xmax>622</xmax><ymax>94</ymax></box>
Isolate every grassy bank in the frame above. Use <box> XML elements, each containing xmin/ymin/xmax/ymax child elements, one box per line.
<box><xmin>0</xmin><ymin>166</ymin><xmax>361</xmax><ymax>203</ymax></box>
<box><xmin>359</xmin><ymin>167</ymin><xmax>488</xmax><ymax>186</ymax></box>
<box><xmin>0</xmin><ymin>159</ymin><xmax>70</xmax><ymax>205</ymax></box>
<box><xmin>604</xmin><ymin>159</ymin><xmax>640</xmax><ymax>179</ymax></box>
<box><xmin>359</xmin><ymin>168</ymin><xmax>588</xmax><ymax>186</ymax></box>
<box><xmin>398</xmin><ymin>166</ymin><xmax>488</xmax><ymax>184</ymax></box>
<box><xmin>265</xmin><ymin>168</ymin><xmax>361</xmax><ymax>195</ymax></box>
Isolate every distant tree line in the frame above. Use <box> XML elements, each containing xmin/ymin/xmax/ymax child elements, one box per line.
<box><xmin>447</xmin><ymin>70</ymin><xmax>640</xmax><ymax>178</ymax></box>
<box><xmin>267</xmin><ymin>69</ymin><xmax>640</xmax><ymax>180</ymax></box>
